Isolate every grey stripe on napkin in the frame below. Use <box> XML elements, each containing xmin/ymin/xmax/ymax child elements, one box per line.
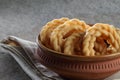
<box><xmin>0</xmin><ymin>36</ymin><xmax>62</xmax><ymax>80</ymax></box>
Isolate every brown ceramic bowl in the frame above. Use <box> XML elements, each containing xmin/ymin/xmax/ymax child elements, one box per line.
<box><xmin>36</xmin><ymin>35</ymin><xmax>120</xmax><ymax>80</ymax></box>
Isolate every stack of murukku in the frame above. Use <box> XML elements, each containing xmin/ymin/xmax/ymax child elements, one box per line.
<box><xmin>39</xmin><ymin>17</ymin><xmax>120</xmax><ymax>56</ymax></box>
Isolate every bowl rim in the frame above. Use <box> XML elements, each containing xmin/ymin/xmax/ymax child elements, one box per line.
<box><xmin>36</xmin><ymin>35</ymin><xmax>120</xmax><ymax>61</ymax></box>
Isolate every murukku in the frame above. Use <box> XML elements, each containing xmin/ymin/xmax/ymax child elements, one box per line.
<box><xmin>82</xmin><ymin>23</ymin><xmax>120</xmax><ymax>56</ymax></box>
<box><xmin>40</xmin><ymin>18</ymin><xmax>120</xmax><ymax>56</ymax></box>
<box><xmin>50</xmin><ymin>19</ymin><xmax>90</xmax><ymax>52</ymax></box>
<box><xmin>94</xmin><ymin>39</ymin><xmax>107</xmax><ymax>55</ymax></box>
<box><xmin>63</xmin><ymin>32</ymin><xmax>84</xmax><ymax>55</ymax></box>
<box><xmin>40</xmin><ymin>18</ymin><xmax>69</xmax><ymax>48</ymax></box>
<box><xmin>116</xmin><ymin>28</ymin><xmax>120</xmax><ymax>36</ymax></box>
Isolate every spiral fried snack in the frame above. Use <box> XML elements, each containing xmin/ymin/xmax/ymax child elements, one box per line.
<box><xmin>82</xmin><ymin>23</ymin><xmax>120</xmax><ymax>56</ymax></box>
<box><xmin>40</xmin><ymin>18</ymin><xmax>69</xmax><ymax>48</ymax></box>
<box><xmin>116</xmin><ymin>28</ymin><xmax>120</xmax><ymax>36</ymax></box>
<box><xmin>64</xmin><ymin>32</ymin><xmax>84</xmax><ymax>55</ymax></box>
<box><xmin>50</xmin><ymin>19</ymin><xmax>90</xmax><ymax>52</ymax></box>
<box><xmin>94</xmin><ymin>38</ymin><xmax>108</xmax><ymax>55</ymax></box>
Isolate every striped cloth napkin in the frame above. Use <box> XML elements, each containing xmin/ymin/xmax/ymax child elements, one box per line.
<box><xmin>0</xmin><ymin>36</ymin><xmax>63</xmax><ymax>80</ymax></box>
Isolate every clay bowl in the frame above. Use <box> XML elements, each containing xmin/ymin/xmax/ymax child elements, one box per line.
<box><xmin>36</xmin><ymin>35</ymin><xmax>120</xmax><ymax>80</ymax></box>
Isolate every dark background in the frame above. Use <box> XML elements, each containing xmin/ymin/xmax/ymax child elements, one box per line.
<box><xmin>0</xmin><ymin>0</ymin><xmax>120</xmax><ymax>80</ymax></box>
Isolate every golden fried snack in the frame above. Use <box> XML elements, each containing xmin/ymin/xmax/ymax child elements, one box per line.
<box><xmin>63</xmin><ymin>32</ymin><xmax>84</xmax><ymax>55</ymax></box>
<box><xmin>50</xmin><ymin>19</ymin><xmax>90</xmax><ymax>52</ymax></box>
<box><xmin>82</xmin><ymin>23</ymin><xmax>120</xmax><ymax>56</ymax></box>
<box><xmin>116</xmin><ymin>28</ymin><xmax>120</xmax><ymax>36</ymax></box>
<box><xmin>94</xmin><ymin>39</ymin><xmax>107</xmax><ymax>55</ymax></box>
<box><xmin>40</xmin><ymin>18</ymin><xmax>69</xmax><ymax>48</ymax></box>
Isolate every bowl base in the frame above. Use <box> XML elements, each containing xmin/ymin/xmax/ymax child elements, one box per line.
<box><xmin>61</xmin><ymin>76</ymin><xmax>105</xmax><ymax>80</ymax></box>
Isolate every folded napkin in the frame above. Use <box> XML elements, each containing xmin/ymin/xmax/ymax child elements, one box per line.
<box><xmin>0</xmin><ymin>36</ymin><xmax>63</xmax><ymax>80</ymax></box>
<box><xmin>0</xmin><ymin>36</ymin><xmax>120</xmax><ymax>80</ymax></box>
